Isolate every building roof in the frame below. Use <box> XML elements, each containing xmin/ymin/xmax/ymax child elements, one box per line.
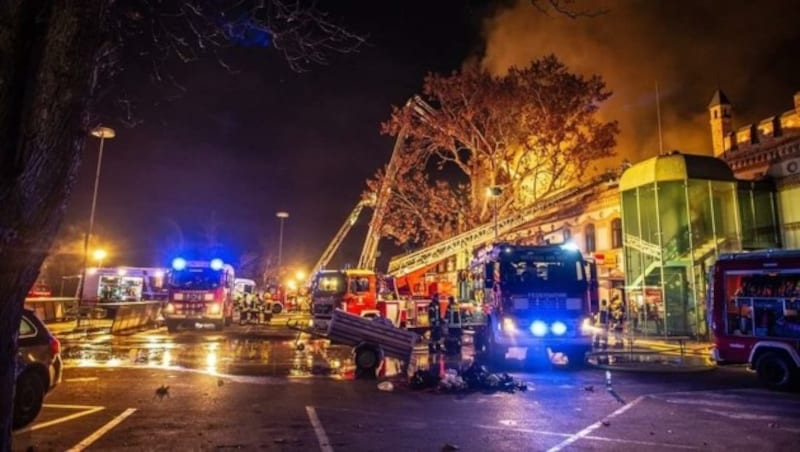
<box><xmin>620</xmin><ymin>151</ymin><xmax>736</xmax><ymax>190</ymax></box>
<box><xmin>708</xmin><ymin>89</ymin><xmax>731</xmax><ymax>108</ymax></box>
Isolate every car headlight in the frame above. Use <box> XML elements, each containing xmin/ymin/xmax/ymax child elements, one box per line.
<box><xmin>530</xmin><ymin>320</ymin><xmax>548</xmax><ymax>337</ymax></box>
<box><xmin>502</xmin><ymin>317</ymin><xmax>518</xmax><ymax>335</ymax></box>
<box><xmin>164</xmin><ymin>303</ymin><xmax>175</xmax><ymax>313</ymax></box>
<box><xmin>206</xmin><ymin>303</ymin><xmax>221</xmax><ymax>315</ymax></box>
<box><xmin>203</xmin><ymin>293</ymin><xmax>214</xmax><ymax>301</ymax></box>
<box><xmin>173</xmin><ymin>293</ymin><xmax>184</xmax><ymax>301</ymax></box>
<box><xmin>551</xmin><ymin>321</ymin><xmax>567</xmax><ymax>336</ymax></box>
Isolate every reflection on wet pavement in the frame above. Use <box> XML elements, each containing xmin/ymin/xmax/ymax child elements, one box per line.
<box><xmin>59</xmin><ymin>330</ymin><xmax>480</xmax><ymax>380</ymax></box>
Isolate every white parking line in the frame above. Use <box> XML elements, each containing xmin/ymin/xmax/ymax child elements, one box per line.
<box><xmin>546</xmin><ymin>395</ymin><xmax>645</xmax><ymax>452</ymax></box>
<box><xmin>66</xmin><ymin>408</ymin><xmax>136</xmax><ymax>452</ymax></box>
<box><xmin>14</xmin><ymin>405</ymin><xmax>105</xmax><ymax>434</ymax></box>
<box><xmin>306</xmin><ymin>406</ymin><xmax>334</xmax><ymax>452</ymax></box>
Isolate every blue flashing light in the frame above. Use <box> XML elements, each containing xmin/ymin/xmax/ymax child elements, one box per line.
<box><xmin>210</xmin><ymin>258</ymin><xmax>224</xmax><ymax>270</ymax></box>
<box><xmin>551</xmin><ymin>321</ymin><xmax>568</xmax><ymax>336</ymax></box>
<box><xmin>172</xmin><ymin>257</ymin><xmax>187</xmax><ymax>270</ymax></box>
<box><xmin>530</xmin><ymin>320</ymin><xmax>548</xmax><ymax>337</ymax></box>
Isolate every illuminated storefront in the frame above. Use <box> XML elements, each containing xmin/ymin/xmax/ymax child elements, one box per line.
<box><xmin>620</xmin><ymin>152</ymin><xmax>780</xmax><ymax>338</ymax></box>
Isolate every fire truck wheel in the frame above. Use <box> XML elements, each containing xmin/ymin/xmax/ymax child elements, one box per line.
<box><xmin>272</xmin><ymin>303</ymin><xmax>283</xmax><ymax>314</ymax></box>
<box><xmin>165</xmin><ymin>320</ymin><xmax>180</xmax><ymax>333</ymax></box>
<box><xmin>755</xmin><ymin>351</ymin><xmax>795</xmax><ymax>390</ymax></box>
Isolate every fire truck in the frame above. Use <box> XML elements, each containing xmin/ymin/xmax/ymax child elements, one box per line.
<box><xmin>473</xmin><ymin>243</ymin><xmax>596</xmax><ymax>366</ymax></box>
<box><xmin>163</xmin><ymin>258</ymin><xmax>235</xmax><ymax>332</ymax></box>
<box><xmin>709</xmin><ymin>249</ymin><xmax>800</xmax><ymax>390</ymax></box>
<box><xmin>311</xmin><ymin>269</ymin><xmax>379</xmax><ymax>327</ymax></box>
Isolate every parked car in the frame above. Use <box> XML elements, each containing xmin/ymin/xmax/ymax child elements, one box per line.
<box><xmin>14</xmin><ymin>309</ymin><xmax>62</xmax><ymax>429</ymax></box>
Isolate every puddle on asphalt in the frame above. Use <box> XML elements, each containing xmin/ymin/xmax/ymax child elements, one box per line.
<box><xmin>60</xmin><ymin>334</ymin><xmax>482</xmax><ymax>380</ymax></box>
<box><xmin>586</xmin><ymin>350</ymin><xmax>716</xmax><ymax>370</ymax></box>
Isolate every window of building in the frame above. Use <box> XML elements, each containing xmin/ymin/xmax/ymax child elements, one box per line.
<box><xmin>585</xmin><ymin>224</ymin><xmax>596</xmax><ymax>253</ymax></box>
<box><xmin>611</xmin><ymin>218</ymin><xmax>623</xmax><ymax>249</ymax></box>
<box><xmin>563</xmin><ymin>227</ymin><xmax>571</xmax><ymax>242</ymax></box>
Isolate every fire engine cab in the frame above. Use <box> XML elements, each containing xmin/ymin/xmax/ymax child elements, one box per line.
<box><xmin>709</xmin><ymin>249</ymin><xmax>800</xmax><ymax>390</ymax></box>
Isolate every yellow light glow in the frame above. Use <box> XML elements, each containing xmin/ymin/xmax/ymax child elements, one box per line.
<box><xmin>206</xmin><ymin>350</ymin><xmax>218</xmax><ymax>374</ymax></box>
<box><xmin>117</xmin><ymin>268</ymin><xmax>127</xmax><ymax>276</ymax></box>
<box><xmin>92</xmin><ymin>249</ymin><xmax>107</xmax><ymax>261</ymax></box>
<box><xmin>295</xmin><ymin>270</ymin><xmax>306</xmax><ymax>281</ymax></box>
<box><xmin>87</xmin><ymin>268</ymin><xmax>97</xmax><ymax>275</ymax></box>
<box><xmin>162</xmin><ymin>350</ymin><xmax>172</xmax><ymax>367</ymax></box>
<box><xmin>287</xmin><ymin>279</ymin><xmax>298</xmax><ymax>291</ymax></box>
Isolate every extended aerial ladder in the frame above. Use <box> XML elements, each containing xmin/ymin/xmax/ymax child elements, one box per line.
<box><xmin>310</xmin><ymin>97</ymin><xmax>432</xmax><ymax>276</ymax></box>
<box><xmin>308</xmin><ymin>199</ymin><xmax>370</xmax><ymax>279</ymax></box>
<box><xmin>387</xmin><ymin>170</ymin><xmax>620</xmax><ymax>277</ymax></box>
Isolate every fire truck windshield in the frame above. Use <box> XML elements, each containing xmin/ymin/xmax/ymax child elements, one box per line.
<box><xmin>313</xmin><ymin>273</ymin><xmax>346</xmax><ymax>296</ymax></box>
<box><xmin>500</xmin><ymin>258</ymin><xmax>585</xmax><ymax>291</ymax></box>
<box><xmin>168</xmin><ymin>268</ymin><xmax>222</xmax><ymax>290</ymax></box>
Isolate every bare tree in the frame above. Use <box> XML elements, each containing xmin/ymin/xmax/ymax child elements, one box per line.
<box><xmin>377</xmin><ymin>56</ymin><xmax>618</xmax><ymax>248</ymax></box>
<box><xmin>0</xmin><ymin>0</ymin><xmax>363</xmax><ymax>446</ymax></box>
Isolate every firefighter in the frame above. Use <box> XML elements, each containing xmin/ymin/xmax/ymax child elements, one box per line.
<box><xmin>444</xmin><ymin>296</ymin><xmax>463</xmax><ymax>355</ymax></box>
<box><xmin>427</xmin><ymin>293</ymin><xmax>443</xmax><ymax>353</ymax></box>
<box><xmin>593</xmin><ymin>299</ymin><xmax>609</xmax><ymax>351</ymax></box>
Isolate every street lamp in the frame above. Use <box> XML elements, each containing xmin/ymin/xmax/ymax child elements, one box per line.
<box><xmin>486</xmin><ymin>186</ymin><xmax>503</xmax><ymax>240</ymax></box>
<box><xmin>276</xmin><ymin>211</ymin><xmax>289</xmax><ymax>272</ymax></box>
<box><xmin>78</xmin><ymin>125</ymin><xmax>115</xmax><ymax>306</ymax></box>
<box><xmin>92</xmin><ymin>249</ymin><xmax>107</xmax><ymax>268</ymax></box>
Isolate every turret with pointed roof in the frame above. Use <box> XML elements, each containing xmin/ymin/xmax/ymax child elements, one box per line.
<box><xmin>709</xmin><ymin>89</ymin><xmax>733</xmax><ymax>157</ymax></box>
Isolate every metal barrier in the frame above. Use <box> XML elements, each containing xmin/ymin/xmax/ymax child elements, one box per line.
<box><xmin>24</xmin><ymin>297</ymin><xmax>78</xmax><ymax>322</ymax></box>
<box><xmin>108</xmin><ymin>301</ymin><xmax>162</xmax><ymax>334</ymax></box>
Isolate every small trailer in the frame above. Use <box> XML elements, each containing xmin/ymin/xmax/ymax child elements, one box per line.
<box><xmin>290</xmin><ymin>309</ymin><xmax>420</xmax><ymax>377</ymax></box>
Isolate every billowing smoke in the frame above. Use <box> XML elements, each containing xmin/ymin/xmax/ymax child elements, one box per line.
<box><xmin>480</xmin><ymin>0</ymin><xmax>800</xmax><ymax>166</ymax></box>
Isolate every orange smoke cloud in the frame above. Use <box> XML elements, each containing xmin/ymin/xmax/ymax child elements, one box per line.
<box><xmin>480</xmin><ymin>0</ymin><xmax>800</xmax><ymax>167</ymax></box>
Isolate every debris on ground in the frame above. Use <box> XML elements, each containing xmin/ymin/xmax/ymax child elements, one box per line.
<box><xmin>154</xmin><ymin>385</ymin><xmax>170</xmax><ymax>400</ymax></box>
<box><xmin>442</xmin><ymin>443</ymin><xmax>460</xmax><ymax>451</ymax></box>
<box><xmin>601</xmin><ymin>420</ymin><xmax>611</xmax><ymax>427</ymax></box>
<box><xmin>583</xmin><ymin>385</ymin><xmax>595</xmax><ymax>392</ymax></box>
<box><xmin>377</xmin><ymin>381</ymin><xmax>394</xmax><ymax>392</ymax></box>
<box><xmin>409</xmin><ymin>362</ymin><xmax>527</xmax><ymax>393</ymax></box>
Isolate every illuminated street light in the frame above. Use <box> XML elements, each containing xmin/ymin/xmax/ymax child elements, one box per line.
<box><xmin>486</xmin><ymin>186</ymin><xmax>503</xmax><ymax>240</ymax></box>
<box><xmin>93</xmin><ymin>249</ymin><xmax>107</xmax><ymax>268</ymax></box>
<box><xmin>78</xmin><ymin>125</ymin><xmax>116</xmax><ymax>307</ymax></box>
<box><xmin>276</xmin><ymin>211</ymin><xmax>289</xmax><ymax>272</ymax></box>
<box><xmin>295</xmin><ymin>269</ymin><xmax>306</xmax><ymax>281</ymax></box>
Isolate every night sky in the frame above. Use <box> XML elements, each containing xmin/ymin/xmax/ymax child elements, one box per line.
<box><xmin>58</xmin><ymin>0</ymin><xmax>800</xmax><ymax>275</ymax></box>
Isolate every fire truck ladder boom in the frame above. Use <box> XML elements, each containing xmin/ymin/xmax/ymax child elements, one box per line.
<box><xmin>358</xmin><ymin>97</ymin><xmax>432</xmax><ymax>270</ymax></box>
<box><xmin>310</xmin><ymin>200</ymin><xmax>369</xmax><ymax>278</ymax></box>
<box><xmin>387</xmin><ymin>171</ymin><xmax>619</xmax><ymax>276</ymax></box>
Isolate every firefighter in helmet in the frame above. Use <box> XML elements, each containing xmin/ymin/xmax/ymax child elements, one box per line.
<box><xmin>428</xmin><ymin>293</ymin><xmax>443</xmax><ymax>353</ymax></box>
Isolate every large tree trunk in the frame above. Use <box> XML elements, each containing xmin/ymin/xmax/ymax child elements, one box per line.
<box><xmin>0</xmin><ymin>1</ymin><xmax>105</xmax><ymax>449</ymax></box>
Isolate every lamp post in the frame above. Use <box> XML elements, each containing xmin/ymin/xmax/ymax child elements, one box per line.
<box><xmin>77</xmin><ymin>126</ymin><xmax>115</xmax><ymax>306</ymax></box>
<box><xmin>487</xmin><ymin>186</ymin><xmax>503</xmax><ymax>240</ymax></box>
<box><xmin>276</xmin><ymin>211</ymin><xmax>289</xmax><ymax>273</ymax></box>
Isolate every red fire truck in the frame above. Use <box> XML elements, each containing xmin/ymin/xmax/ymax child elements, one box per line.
<box><xmin>709</xmin><ymin>249</ymin><xmax>800</xmax><ymax>390</ymax></box>
<box><xmin>163</xmin><ymin>258</ymin><xmax>235</xmax><ymax>332</ymax></box>
<box><xmin>311</xmin><ymin>269</ymin><xmax>379</xmax><ymax>328</ymax></box>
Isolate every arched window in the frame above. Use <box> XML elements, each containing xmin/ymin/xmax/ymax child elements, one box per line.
<box><xmin>585</xmin><ymin>224</ymin><xmax>596</xmax><ymax>253</ymax></box>
<box><xmin>611</xmin><ymin>218</ymin><xmax>623</xmax><ymax>249</ymax></box>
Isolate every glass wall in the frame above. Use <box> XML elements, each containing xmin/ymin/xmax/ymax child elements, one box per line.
<box><xmin>623</xmin><ymin>178</ymin><xmax>743</xmax><ymax>338</ymax></box>
<box><xmin>738</xmin><ymin>181</ymin><xmax>781</xmax><ymax>249</ymax></box>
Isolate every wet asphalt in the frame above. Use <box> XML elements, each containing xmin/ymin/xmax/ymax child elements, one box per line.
<box><xmin>11</xmin><ymin>315</ymin><xmax>800</xmax><ymax>451</ymax></box>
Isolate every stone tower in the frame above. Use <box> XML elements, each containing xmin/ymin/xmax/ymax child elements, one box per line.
<box><xmin>708</xmin><ymin>90</ymin><xmax>733</xmax><ymax>157</ymax></box>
